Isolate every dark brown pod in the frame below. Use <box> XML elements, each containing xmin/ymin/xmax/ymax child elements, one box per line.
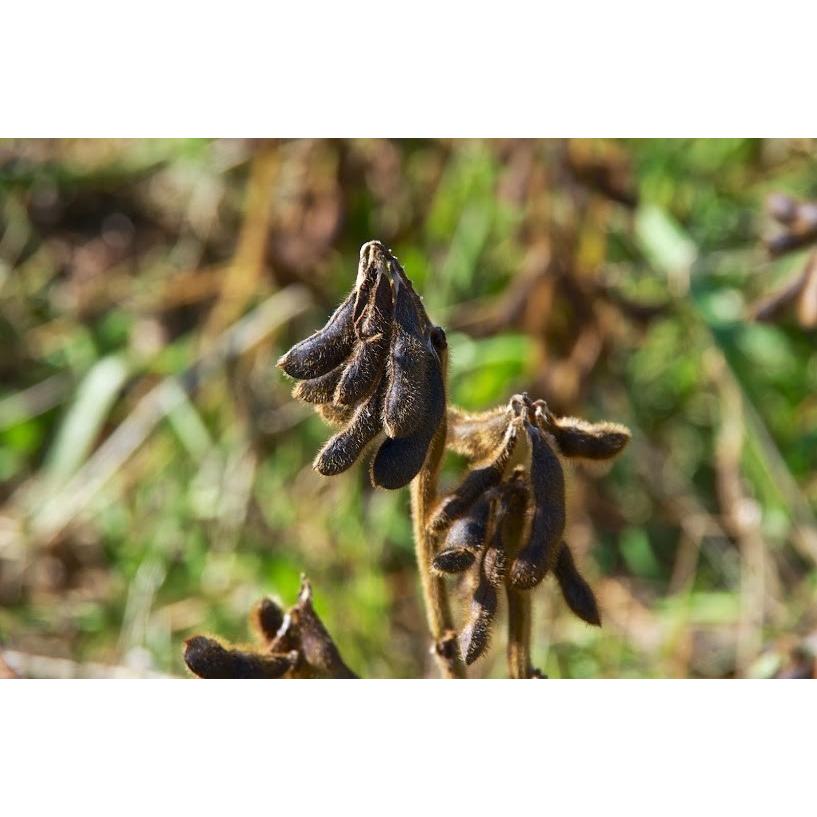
<box><xmin>369</xmin><ymin>345</ymin><xmax>445</xmax><ymax>489</ymax></box>
<box><xmin>383</xmin><ymin>260</ymin><xmax>429</xmax><ymax>438</ymax></box>
<box><xmin>277</xmin><ymin>290</ymin><xmax>356</xmax><ymax>380</ymax></box>
<box><xmin>510</xmin><ymin>423</ymin><xmax>566</xmax><ymax>590</ymax></box>
<box><xmin>183</xmin><ymin>636</ymin><xmax>297</xmax><ymax>679</ymax></box>
<box><xmin>432</xmin><ymin>546</ymin><xmax>476</xmax><ymax>574</ymax></box>
<box><xmin>459</xmin><ymin>575</ymin><xmax>498</xmax><ymax>665</ymax></box>
<box><xmin>290</xmin><ymin>579</ymin><xmax>357</xmax><ymax>679</ymax></box>
<box><xmin>554</xmin><ymin>542</ymin><xmax>601</xmax><ymax>626</ymax></box>
<box><xmin>250</xmin><ymin>597</ymin><xmax>285</xmax><ymax>643</ymax></box>
<box><xmin>314</xmin><ymin>385</ymin><xmax>384</xmax><ymax>476</ymax></box>
<box><xmin>428</xmin><ymin>419</ymin><xmax>520</xmax><ymax>533</ymax></box>
<box><xmin>540</xmin><ymin>411</ymin><xmax>631</xmax><ymax>461</ymax></box>
<box><xmin>292</xmin><ymin>364</ymin><xmax>345</xmax><ymax>404</ymax></box>
<box><xmin>358</xmin><ymin>267</ymin><xmax>394</xmax><ymax>339</ymax></box>
<box><xmin>334</xmin><ymin>333</ymin><xmax>389</xmax><ymax>406</ymax></box>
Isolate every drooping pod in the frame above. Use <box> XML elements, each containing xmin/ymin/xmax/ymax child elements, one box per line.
<box><xmin>369</xmin><ymin>327</ymin><xmax>446</xmax><ymax>490</ymax></box>
<box><xmin>313</xmin><ymin>384</ymin><xmax>385</xmax><ymax>476</ymax></box>
<box><xmin>382</xmin><ymin>258</ymin><xmax>430</xmax><ymax>439</ymax></box>
<box><xmin>459</xmin><ymin>566</ymin><xmax>498</xmax><ymax>666</ymax></box>
<box><xmin>482</xmin><ymin>481</ymin><xmax>527</xmax><ymax>588</ymax></box>
<box><xmin>509</xmin><ymin>421</ymin><xmax>566</xmax><ymax>590</ymax></box>
<box><xmin>428</xmin><ymin>410</ymin><xmax>522</xmax><ymax>533</ymax></box>
<box><xmin>534</xmin><ymin>401</ymin><xmax>630</xmax><ymax>461</ymax></box>
<box><xmin>432</xmin><ymin>490</ymin><xmax>494</xmax><ymax>575</ymax></box>
<box><xmin>183</xmin><ymin>636</ymin><xmax>297</xmax><ymax>679</ymax></box>
<box><xmin>554</xmin><ymin>542</ymin><xmax>601</xmax><ymax>626</ymax></box>
<box><xmin>250</xmin><ymin>597</ymin><xmax>285</xmax><ymax>643</ymax></box>
<box><xmin>276</xmin><ymin>290</ymin><xmax>357</xmax><ymax>380</ymax></box>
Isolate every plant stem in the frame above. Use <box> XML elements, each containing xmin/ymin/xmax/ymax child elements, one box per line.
<box><xmin>410</xmin><ymin>411</ymin><xmax>466</xmax><ymax>679</ymax></box>
<box><xmin>506</xmin><ymin>587</ymin><xmax>532</xmax><ymax>679</ymax></box>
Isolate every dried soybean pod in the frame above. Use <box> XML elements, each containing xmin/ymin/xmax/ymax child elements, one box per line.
<box><xmin>369</xmin><ymin>346</ymin><xmax>445</xmax><ymax>489</ymax></box>
<box><xmin>334</xmin><ymin>334</ymin><xmax>388</xmax><ymax>406</ymax></box>
<box><xmin>432</xmin><ymin>492</ymin><xmax>494</xmax><ymax>574</ymax></box>
<box><xmin>428</xmin><ymin>417</ymin><xmax>521</xmax><ymax>533</ymax></box>
<box><xmin>183</xmin><ymin>636</ymin><xmax>297</xmax><ymax>679</ymax></box>
<box><xmin>510</xmin><ymin>422</ymin><xmax>566</xmax><ymax>590</ymax></box>
<box><xmin>554</xmin><ymin>542</ymin><xmax>601</xmax><ymax>626</ymax></box>
<box><xmin>277</xmin><ymin>290</ymin><xmax>356</xmax><ymax>380</ymax></box>
<box><xmin>537</xmin><ymin>403</ymin><xmax>630</xmax><ymax>461</ymax></box>
<box><xmin>292</xmin><ymin>363</ymin><xmax>345</xmax><ymax>404</ymax></box>
<box><xmin>359</xmin><ymin>266</ymin><xmax>394</xmax><ymax>339</ymax></box>
<box><xmin>383</xmin><ymin>259</ymin><xmax>429</xmax><ymax>438</ymax></box>
<box><xmin>483</xmin><ymin>488</ymin><xmax>516</xmax><ymax>588</ymax></box>
<box><xmin>313</xmin><ymin>385</ymin><xmax>385</xmax><ymax>476</ymax></box>
<box><xmin>459</xmin><ymin>570</ymin><xmax>498</xmax><ymax>665</ymax></box>
<box><xmin>250</xmin><ymin>597</ymin><xmax>286</xmax><ymax>643</ymax></box>
<box><xmin>447</xmin><ymin>405</ymin><xmax>510</xmax><ymax>460</ymax></box>
<box><xmin>316</xmin><ymin>402</ymin><xmax>354</xmax><ymax>428</ymax></box>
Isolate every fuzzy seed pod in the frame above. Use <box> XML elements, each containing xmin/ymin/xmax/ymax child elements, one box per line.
<box><xmin>446</xmin><ymin>405</ymin><xmax>510</xmax><ymax>461</ymax></box>
<box><xmin>383</xmin><ymin>260</ymin><xmax>430</xmax><ymax>438</ymax></box>
<box><xmin>183</xmin><ymin>636</ymin><xmax>297</xmax><ymax>679</ymax></box>
<box><xmin>314</xmin><ymin>385</ymin><xmax>385</xmax><ymax>476</ymax></box>
<box><xmin>315</xmin><ymin>402</ymin><xmax>355</xmax><ymax>428</ymax></box>
<box><xmin>432</xmin><ymin>492</ymin><xmax>494</xmax><ymax>574</ymax></box>
<box><xmin>357</xmin><ymin>267</ymin><xmax>394</xmax><ymax>339</ymax></box>
<box><xmin>334</xmin><ymin>332</ymin><xmax>390</xmax><ymax>406</ymax></box>
<box><xmin>537</xmin><ymin>404</ymin><xmax>630</xmax><ymax>461</ymax></box>
<box><xmin>369</xmin><ymin>344</ymin><xmax>445</xmax><ymax>489</ymax></box>
<box><xmin>277</xmin><ymin>290</ymin><xmax>357</xmax><ymax>380</ymax></box>
<box><xmin>459</xmin><ymin>571</ymin><xmax>498</xmax><ymax>665</ymax></box>
<box><xmin>428</xmin><ymin>417</ymin><xmax>521</xmax><ymax>533</ymax></box>
<box><xmin>510</xmin><ymin>423</ymin><xmax>566</xmax><ymax>590</ymax></box>
<box><xmin>554</xmin><ymin>542</ymin><xmax>601</xmax><ymax>626</ymax></box>
<box><xmin>292</xmin><ymin>364</ymin><xmax>345</xmax><ymax>404</ymax></box>
<box><xmin>250</xmin><ymin>597</ymin><xmax>285</xmax><ymax>643</ymax></box>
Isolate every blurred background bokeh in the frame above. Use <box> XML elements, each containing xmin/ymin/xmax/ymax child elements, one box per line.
<box><xmin>1</xmin><ymin>138</ymin><xmax>815</xmax><ymax>679</ymax></box>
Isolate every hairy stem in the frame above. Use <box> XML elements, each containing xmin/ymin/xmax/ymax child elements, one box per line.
<box><xmin>410</xmin><ymin>411</ymin><xmax>466</xmax><ymax>679</ymax></box>
<box><xmin>506</xmin><ymin>587</ymin><xmax>532</xmax><ymax>679</ymax></box>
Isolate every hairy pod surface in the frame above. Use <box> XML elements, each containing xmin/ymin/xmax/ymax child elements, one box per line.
<box><xmin>293</xmin><ymin>364</ymin><xmax>345</xmax><ymax>404</ymax></box>
<box><xmin>383</xmin><ymin>261</ymin><xmax>429</xmax><ymax>438</ymax></box>
<box><xmin>250</xmin><ymin>597</ymin><xmax>285</xmax><ymax>643</ymax></box>
<box><xmin>369</xmin><ymin>341</ymin><xmax>445</xmax><ymax>489</ymax></box>
<box><xmin>334</xmin><ymin>333</ymin><xmax>389</xmax><ymax>406</ymax></box>
<box><xmin>277</xmin><ymin>290</ymin><xmax>356</xmax><ymax>380</ymax></box>
<box><xmin>316</xmin><ymin>402</ymin><xmax>355</xmax><ymax>428</ymax></box>
<box><xmin>510</xmin><ymin>423</ymin><xmax>566</xmax><ymax>589</ymax></box>
<box><xmin>183</xmin><ymin>636</ymin><xmax>296</xmax><ymax>679</ymax></box>
<box><xmin>540</xmin><ymin>410</ymin><xmax>631</xmax><ymax>461</ymax></box>
<box><xmin>314</xmin><ymin>385</ymin><xmax>385</xmax><ymax>476</ymax></box>
<box><xmin>554</xmin><ymin>542</ymin><xmax>601</xmax><ymax>626</ymax></box>
<box><xmin>459</xmin><ymin>572</ymin><xmax>498</xmax><ymax>665</ymax></box>
<box><xmin>446</xmin><ymin>406</ymin><xmax>510</xmax><ymax>461</ymax></box>
<box><xmin>428</xmin><ymin>418</ymin><xmax>520</xmax><ymax>533</ymax></box>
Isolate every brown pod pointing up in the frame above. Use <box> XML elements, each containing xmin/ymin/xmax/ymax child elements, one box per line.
<box><xmin>428</xmin><ymin>415</ymin><xmax>521</xmax><ymax>533</ymax></box>
<box><xmin>554</xmin><ymin>542</ymin><xmax>601</xmax><ymax>626</ymax></box>
<box><xmin>459</xmin><ymin>569</ymin><xmax>498</xmax><ymax>665</ymax></box>
<box><xmin>250</xmin><ymin>597</ymin><xmax>286</xmax><ymax>643</ymax></box>
<box><xmin>535</xmin><ymin>403</ymin><xmax>630</xmax><ymax>461</ymax></box>
<box><xmin>382</xmin><ymin>259</ymin><xmax>429</xmax><ymax>438</ymax></box>
<box><xmin>369</xmin><ymin>334</ymin><xmax>446</xmax><ymax>490</ymax></box>
<box><xmin>432</xmin><ymin>491</ymin><xmax>494</xmax><ymax>575</ymax></box>
<box><xmin>335</xmin><ymin>271</ymin><xmax>393</xmax><ymax>405</ymax></box>
<box><xmin>183</xmin><ymin>636</ymin><xmax>297</xmax><ymax>679</ymax></box>
<box><xmin>293</xmin><ymin>363</ymin><xmax>345</xmax><ymax>404</ymax></box>
<box><xmin>510</xmin><ymin>422</ymin><xmax>566</xmax><ymax>590</ymax></box>
<box><xmin>314</xmin><ymin>384</ymin><xmax>385</xmax><ymax>476</ymax></box>
<box><xmin>277</xmin><ymin>290</ymin><xmax>357</xmax><ymax>380</ymax></box>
